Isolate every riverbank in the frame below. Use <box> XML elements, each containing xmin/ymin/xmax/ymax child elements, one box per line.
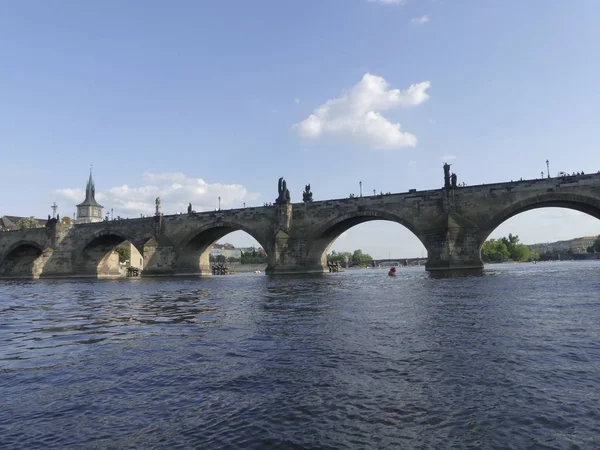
<box><xmin>229</xmin><ymin>264</ymin><xmax>267</xmax><ymax>273</ymax></box>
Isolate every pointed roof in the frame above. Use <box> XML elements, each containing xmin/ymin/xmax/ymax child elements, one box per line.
<box><xmin>76</xmin><ymin>169</ymin><xmax>103</xmax><ymax>208</ymax></box>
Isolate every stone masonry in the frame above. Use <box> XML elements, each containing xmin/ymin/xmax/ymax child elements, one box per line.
<box><xmin>1</xmin><ymin>173</ymin><xmax>600</xmax><ymax>279</ymax></box>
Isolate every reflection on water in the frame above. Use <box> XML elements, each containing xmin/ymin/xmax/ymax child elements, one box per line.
<box><xmin>2</xmin><ymin>262</ymin><xmax>600</xmax><ymax>449</ymax></box>
<box><xmin>427</xmin><ymin>268</ymin><xmax>486</xmax><ymax>279</ymax></box>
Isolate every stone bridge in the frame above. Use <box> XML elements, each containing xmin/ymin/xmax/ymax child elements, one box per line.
<box><xmin>1</xmin><ymin>173</ymin><xmax>600</xmax><ymax>279</ymax></box>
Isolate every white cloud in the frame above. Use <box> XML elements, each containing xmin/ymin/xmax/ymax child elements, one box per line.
<box><xmin>441</xmin><ymin>154</ymin><xmax>456</xmax><ymax>161</ymax></box>
<box><xmin>367</xmin><ymin>0</ymin><xmax>406</xmax><ymax>4</ymax></box>
<box><xmin>293</xmin><ymin>73</ymin><xmax>431</xmax><ymax>150</ymax></box>
<box><xmin>411</xmin><ymin>15</ymin><xmax>430</xmax><ymax>25</ymax></box>
<box><xmin>55</xmin><ymin>172</ymin><xmax>260</xmax><ymax>218</ymax></box>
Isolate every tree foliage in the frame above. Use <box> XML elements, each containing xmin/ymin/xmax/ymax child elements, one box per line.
<box><xmin>481</xmin><ymin>239</ymin><xmax>510</xmax><ymax>262</ymax></box>
<box><xmin>240</xmin><ymin>249</ymin><xmax>267</xmax><ymax>264</ymax></box>
<box><xmin>17</xmin><ymin>217</ymin><xmax>42</xmax><ymax>230</ymax></box>
<box><xmin>481</xmin><ymin>234</ymin><xmax>539</xmax><ymax>263</ymax></box>
<box><xmin>587</xmin><ymin>236</ymin><xmax>600</xmax><ymax>253</ymax></box>
<box><xmin>352</xmin><ymin>249</ymin><xmax>373</xmax><ymax>265</ymax></box>
<box><xmin>211</xmin><ymin>254</ymin><xmax>227</xmax><ymax>264</ymax></box>
<box><xmin>209</xmin><ymin>249</ymin><xmax>267</xmax><ymax>264</ymax></box>
<box><xmin>114</xmin><ymin>244</ymin><xmax>131</xmax><ymax>263</ymax></box>
<box><xmin>327</xmin><ymin>250</ymin><xmax>352</xmax><ymax>263</ymax></box>
<box><xmin>327</xmin><ymin>249</ymin><xmax>373</xmax><ymax>266</ymax></box>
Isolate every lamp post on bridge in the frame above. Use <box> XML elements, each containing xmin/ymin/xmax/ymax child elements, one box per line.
<box><xmin>218</xmin><ymin>196</ymin><xmax>221</xmax><ymax>211</ymax></box>
<box><xmin>541</xmin><ymin>171</ymin><xmax>544</xmax><ymax>179</ymax></box>
<box><xmin>546</xmin><ymin>160</ymin><xmax>550</xmax><ymax>178</ymax></box>
<box><xmin>359</xmin><ymin>181</ymin><xmax>362</xmax><ymax>197</ymax></box>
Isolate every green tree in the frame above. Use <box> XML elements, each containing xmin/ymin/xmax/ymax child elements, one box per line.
<box><xmin>352</xmin><ymin>249</ymin><xmax>373</xmax><ymax>266</ymax></box>
<box><xmin>327</xmin><ymin>251</ymin><xmax>352</xmax><ymax>263</ymax></box>
<box><xmin>240</xmin><ymin>249</ymin><xmax>267</xmax><ymax>264</ymax></box>
<box><xmin>213</xmin><ymin>254</ymin><xmax>226</xmax><ymax>264</ymax></box>
<box><xmin>511</xmin><ymin>244</ymin><xmax>531</xmax><ymax>262</ymax></box>
<box><xmin>500</xmin><ymin>233</ymin><xmax>520</xmax><ymax>255</ymax></box>
<box><xmin>482</xmin><ymin>235</ymin><xmax>540</xmax><ymax>262</ymax></box>
<box><xmin>481</xmin><ymin>239</ymin><xmax>510</xmax><ymax>262</ymax></box>
<box><xmin>528</xmin><ymin>248</ymin><xmax>540</xmax><ymax>261</ymax></box>
<box><xmin>587</xmin><ymin>236</ymin><xmax>600</xmax><ymax>253</ymax></box>
<box><xmin>327</xmin><ymin>250</ymin><xmax>372</xmax><ymax>265</ymax></box>
<box><xmin>17</xmin><ymin>217</ymin><xmax>42</xmax><ymax>230</ymax></box>
<box><xmin>114</xmin><ymin>244</ymin><xmax>131</xmax><ymax>263</ymax></box>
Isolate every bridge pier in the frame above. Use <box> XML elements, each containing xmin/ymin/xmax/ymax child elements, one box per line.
<box><xmin>264</xmin><ymin>231</ymin><xmax>328</xmax><ymax>275</ymax></box>
<box><xmin>424</xmin><ymin>223</ymin><xmax>484</xmax><ymax>272</ymax></box>
<box><xmin>141</xmin><ymin>240</ymin><xmax>179</xmax><ymax>277</ymax></box>
<box><xmin>142</xmin><ymin>260</ymin><xmax>213</xmax><ymax>278</ymax></box>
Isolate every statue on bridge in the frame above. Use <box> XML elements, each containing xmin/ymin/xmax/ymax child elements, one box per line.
<box><xmin>45</xmin><ymin>214</ymin><xmax>58</xmax><ymax>229</ymax></box>
<box><xmin>155</xmin><ymin>197</ymin><xmax>161</xmax><ymax>216</ymax></box>
<box><xmin>451</xmin><ymin>173</ymin><xmax>457</xmax><ymax>189</ymax></box>
<box><xmin>443</xmin><ymin>163</ymin><xmax>451</xmax><ymax>189</ymax></box>
<box><xmin>302</xmin><ymin>184</ymin><xmax>313</xmax><ymax>203</ymax></box>
<box><xmin>187</xmin><ymin>203</ymin><xmax>192</xmax><ymax>214</ymax></box>
<box><xmin>276</xmin><ymin>177</ymin><xmax>291</xmax><ymax>205</ymax></box>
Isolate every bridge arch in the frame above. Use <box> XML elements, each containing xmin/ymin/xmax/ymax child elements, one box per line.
<box><xmin>306</xmin><ymin>210</ymin><xmax>426</xmax><ymax>269</ymax></box>
<box><xmin>174</xmin><ymin>220</ymin><xmax>270</xmax><ymax>276</ymax></box>
<box><xmin>73</xmin><ymin>229</ymin><xmax>151</xmax><ymax>278</ymax></box>
<box><xmin>480</xmin><ymin>192</ymin><xmax>600</xmax><ymax>244</ymax></box>
<box><xmin>0</xmin><ymin>240</ymin><xmax>46</xmax><ymax>279</ymax></box>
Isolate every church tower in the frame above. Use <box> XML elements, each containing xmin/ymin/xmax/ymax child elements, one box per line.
<box><xmin>75</xmin><ymin>169</ymin><xmax>103</xmax><ymax>224</ymax></box>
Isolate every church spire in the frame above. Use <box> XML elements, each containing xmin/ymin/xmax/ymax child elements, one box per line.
<box><xmin>77</xmin><ymin>167</ymin><xmax>103</xmax><ymax>208</ymax></box>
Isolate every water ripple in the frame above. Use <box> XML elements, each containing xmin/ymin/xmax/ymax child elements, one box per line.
<box><xmin>1</xmin><ymin>262</ymin><xmax>600</xmax><ymax>448</ymax></box>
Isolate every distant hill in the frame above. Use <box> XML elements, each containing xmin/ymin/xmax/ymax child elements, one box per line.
<box><xmin>528</xmin><ymin>235</ymin><xmax>599</xmax><ymax>254</ymax></box>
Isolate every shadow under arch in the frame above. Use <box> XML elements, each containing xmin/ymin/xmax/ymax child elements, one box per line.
<box><xmin>73</xmin><ymin>229</ymin><xmax>148</xmax><ymax>278</ymax></box>
<box><xmin>306</xmin><ymin>210</ymin><xmax>427</xmax><ymax>269</ymax></box>
<box><xmin>479</xmin><ymin>192</ymin><xmax>600</xmax><ymax>244</ymax></box>
<box><xmin>174</xmin><ymin>220</ymin><xmax>270</xmax><ymax>276</ymax></box>
<box><xmin>0</xmin><ymin>240</ymin><xmax>46</xmax><ymax>279</ymax></box>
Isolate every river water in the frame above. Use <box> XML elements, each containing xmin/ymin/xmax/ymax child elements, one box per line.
<box><xmin>1</xmin><ymin>262</ymin><xmax>600</xmax><ymax>449</ymax></box>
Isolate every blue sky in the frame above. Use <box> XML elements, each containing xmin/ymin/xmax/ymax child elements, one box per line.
<box><xmin>1</xmin><ymin>0</ymin><xmax>599</xmax><ymax>257</ymax></box>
